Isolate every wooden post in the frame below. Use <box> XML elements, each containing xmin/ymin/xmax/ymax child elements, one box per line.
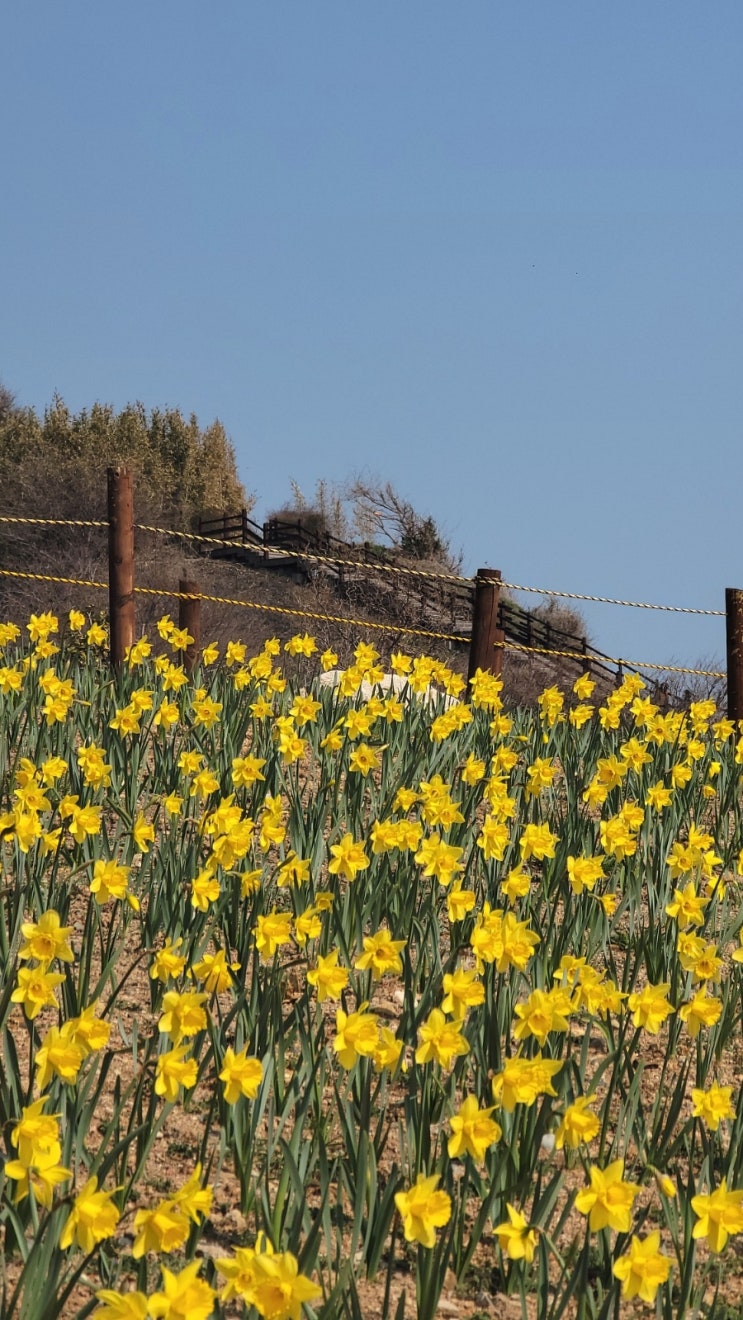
<box><xmin>468</xmin><ymin>569</ymin><xmax>503</xmax><ymax>683</ymax></box>
<box><xmin>494</xmin><ymin>624</ymin><xmax>505</xmax><ymax>675</ymax></box>
<box><xmin>726</xmin><ymin>588</ymin><xmax>743</xmax><ymax>721</ymax></box>
<box><xmin>179</xmin><ymin>579</ymin><xmax>201</xmax><ymax>675</ymax></box>
<box><xmin>107</xmin><ymin>466</ymin><xmax>135</xmax><ymax>669</ymax></box>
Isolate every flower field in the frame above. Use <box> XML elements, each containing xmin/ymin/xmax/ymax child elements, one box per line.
<box><xmin>2</xmin><ymin>609</ymin><xmax>743</xmax><ymax>1320</ymax></box>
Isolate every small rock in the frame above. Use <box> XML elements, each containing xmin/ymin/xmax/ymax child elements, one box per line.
<box><xmin>491</xmin><ymin>1298</ymin><xmax>523</xmax><ymax>1320</ymax></box>
<box><xmin>196</xmin><ymin>1240</ymin><xmax>224</xmax><ymax>1260</ymax></box>
<box><xmin>374</xmin><ymin>998</ymin><xmax>400</xmax><ymax>1018</ymax></box>
<box><xmin>224</xmin><ymin>1207</ymin><xmax>247</xmax><ymax>1234</ymax></box>
<box><xmin>437</xmin><ymin>1300</ymin><xmax>460</xmax><ymax>1317</ymax></box>
<box><xmin>285</xmin><ymin>966</ymin><xmax>303</xmax><ymax>995</ymax></box>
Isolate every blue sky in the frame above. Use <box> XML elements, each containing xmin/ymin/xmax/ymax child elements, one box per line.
<box><xmin>3</xmin><ymin>2</ymin><xmax>742</xmax><ymax>672</ymax></box>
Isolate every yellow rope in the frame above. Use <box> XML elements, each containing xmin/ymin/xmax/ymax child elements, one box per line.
<box><xmin>0</xmin><ymin>566</ymin><xmax>725</xmax><ymax>670</ymax></box>
<box><xmin>0</xmin><ymin>515</ymin><xmax>727</xmax><ymax>613</ymax></box>
<box><xmin>0</xmin><ymin>565</ymin><xmax>465</xmax><ymax>640</ymax></box>
<box><xmin>131</xmin><ymin>584</ymin><xmax>470</xmax><ymax>642</ymax></box>
<box><xmin>501</xmin><ymin>581</ymin><xmax>725</xmax><ymax>618</ymax></box>
<box><xmin>0</xmin><ymin>568</ymin><xmax>108</xmax><ymax>590</ymax></box>
<box><xmin>498</xmin><ymin>640</ymin><xmax>725</xmax><ymax>679</ymax></box>
<box><xmin>134</xmin><ymin>521</ymin><xmax>475</xmax><ymax>587</ymax></box>
<box><xmin>0</xmin><ymin>512</ymin><xmax>466</xmax><ymax>584</ymax></box>
<box><xmin>0</xmin><ymin>515</ymin><xmax>107</xmax><ymax>529</ymax></box>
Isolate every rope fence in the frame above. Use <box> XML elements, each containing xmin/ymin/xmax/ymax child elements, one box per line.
<box><xmin>0</xmin><ymin>511</ymin><xmax>727</xmax><ymax>615</ymax></box>
<box><xmin>0</xmin><ymin>515</ymin><xmax>108</xmax><ymax>530</ymax></box>
<box><xmin>132</xmin><ymin>583</ymin><xmax>469</xmax><ymax>643</ymax></box>
<box><xmin>0</xmin><ymin>568</ymin><xmax>467</xmax><ymax>643</ymax></box>
<box><xmin>496</xmin><ymin>640</ymin><xmax>726</xmax><ymax>680</ymax></box>
<box><xmin>134</xmin><ymin>522</ymin><xmax>475</xmax><ymax>587</ymax></box>
<box><xmin>0</xmin><ymin>568</ymin><xmax>108</xmax><ymax>591</ymax></box>
<box><xmin>0</xmin><ymin>479</ymin><xmax>739</xmax><ymax>713</ymax></box>
<box><xmin>499</xmin><ymin>581</ymin><xmax>726</xmax><ymax>618</ymax></box>
<box><xmin>0</xmin><ymin>564</ymin><xmax>723</xmax><ymax>679</ymax></box>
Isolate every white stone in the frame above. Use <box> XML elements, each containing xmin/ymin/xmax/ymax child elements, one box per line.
<box><xmin>317</xmin><ymin>670</ymin><xmax>458</xmax><ymax>709</ymax></box>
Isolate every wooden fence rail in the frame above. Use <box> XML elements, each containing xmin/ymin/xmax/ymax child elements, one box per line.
<box><xmin>197</xmin><ymin>509</ymin><xmax>264</xmax><ymax>546</ymax></box>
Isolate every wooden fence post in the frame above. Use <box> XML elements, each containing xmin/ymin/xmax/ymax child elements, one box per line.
<box><xmin>179</xmin><ymin>579</ymin><xmax>201</xmax><ymax>675</ymax></box>
<box><xmin>726</xmin><ymin>588</ymin><xmax>743</xmax><ymax>721</ymax></box>
<box><xmin>107</xmin><ymin>466</ymin><xmax>135</xmax><ymax>669</ymax></box>
<box><xmin>468</xmin><ymin>569</ymin><xmax>503</xmax><ymax>683</ymax></box>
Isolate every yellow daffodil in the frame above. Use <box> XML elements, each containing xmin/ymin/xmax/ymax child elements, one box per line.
<box><xmin>613</xmin><ymin>1231</ymin><xmax>672</xmax><ymax>1303</ymax></box>
<box><xmin>394</xmin><ymin>1173</ymin><xmax>452</xmax><ymax>1247</ymax></box>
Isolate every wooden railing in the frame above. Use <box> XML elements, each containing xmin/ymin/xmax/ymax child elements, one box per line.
<box><xmin>197</xmin><ymin>509</ymin><xmax>264</xmax><ymax>546</ymax></box>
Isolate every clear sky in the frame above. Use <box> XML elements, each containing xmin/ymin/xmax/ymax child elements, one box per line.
<box><xmin>3</xmin><ymin>2</ymin><xmax>742</xmax><ymax>673</ymax></box>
